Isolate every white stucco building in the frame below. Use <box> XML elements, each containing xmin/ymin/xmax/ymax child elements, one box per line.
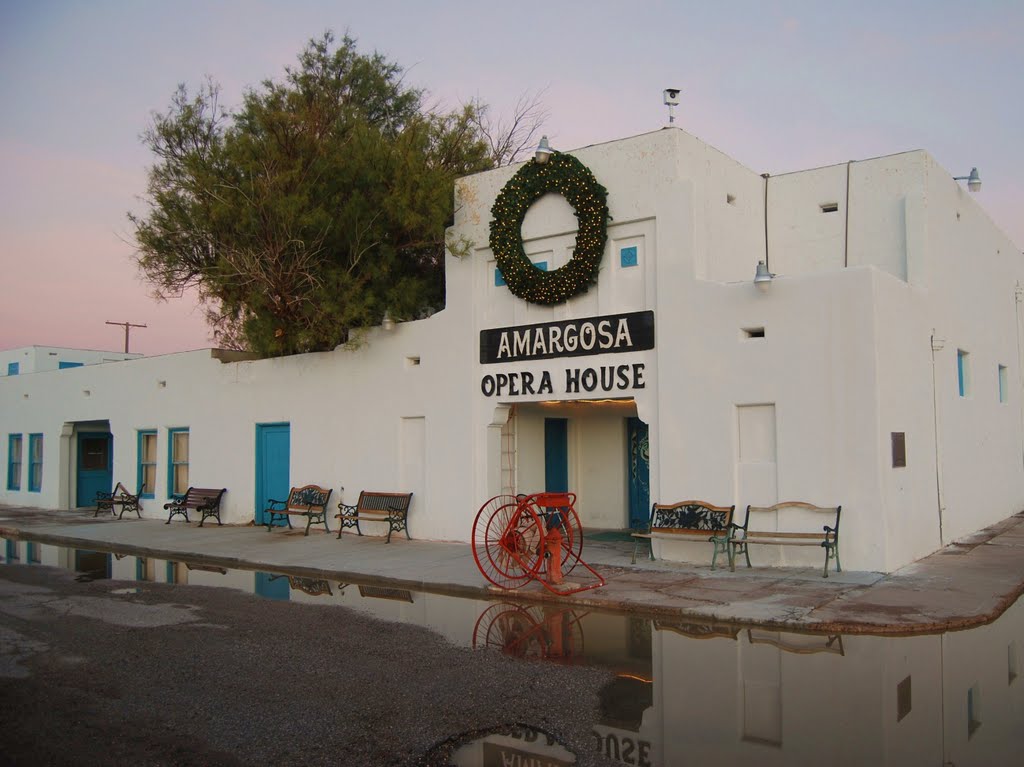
<box><xmin>2</xmin><ymin>127</ymin><xmax>1022</xmax><ymax>573</ymax></box>
<box><xmin>0</xmin><ymin>346</ymin><xmax>141</xmax><ymax>376</ymax></box>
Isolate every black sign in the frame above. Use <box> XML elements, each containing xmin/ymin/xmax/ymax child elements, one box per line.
<box><xmin>480</xmin><ymin>310</ymin><xmax>654</xmax><ymax>364</ymax></box>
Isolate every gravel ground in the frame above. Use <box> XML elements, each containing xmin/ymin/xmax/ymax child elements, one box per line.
<box><xmin>0</xmin><ymin>564</ymin><xmax>621</xmax><ymax>766</ymax></box>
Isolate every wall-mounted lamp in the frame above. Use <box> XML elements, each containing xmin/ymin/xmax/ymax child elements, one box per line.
<box><xmin>754</xmin><ymin>260</ymin><xmax>774</xmax><ymax>291</ymax></box>
<box><xmin>534</xmin><ymin>135</ymin><xmax>553</xmax><ymax>164</ymax></box>
<box><xmin>381</xmin><ymin>311</ymin><xmax>396</xmax><ymax>332</ymax></box>
<box><xmin>953</xmin><ymin>167</ymin><xmax>982</xmax><ymax>193</ymax></box>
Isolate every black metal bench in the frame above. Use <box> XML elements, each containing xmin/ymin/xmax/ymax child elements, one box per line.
<box><xmin>95</xmin><ymin>482</ymin><xmax>142</xmax><ymax>519</ymax></box>
<box><xmin>631</xmin><ymin>500</ymin><xmax>735</xmax><ymax>567</ymax></box>
<box><xmin>263</xmin><ymin>484</ymin><xmax>333</xmax><ymax>535</ymax></box>
<box><xmin>336</xmin><ymin>491</ymin><xmax>414</xmax><ymax>543</ymax></box>
<box><xmin>729</xmin><ymin>502</ymin><xmax>841</xmax><ymax>578</ymax></box>
<box><xmin>164</xmin><ymin>487</ymin><xmax>227</xmax><ymax>527</ymax></box>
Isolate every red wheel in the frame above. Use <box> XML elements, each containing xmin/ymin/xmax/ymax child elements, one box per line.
<box><xmin>472</xmin><ymin>603</ymin><xmax>546</xmax><ymax>659</ymax></box>
<box><xmin>472</xmin><ymin>496</ymin><xmax>545</xmax><ymax>589</ymax></box>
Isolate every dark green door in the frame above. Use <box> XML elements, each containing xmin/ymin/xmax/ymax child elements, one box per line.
<box><xmin>545</xmin><ymin>418</ymin><xmax>568</xmax><ymax>493</ymax></box>
<box><xmin>627</xmin><ymin>418</ymin><xmax>650</xmax><ymax>530</ymax></box>
<box><xmin>76</xmin><ymin>432</ymin><xmax>112</xmax><ymax>507</ymax></box>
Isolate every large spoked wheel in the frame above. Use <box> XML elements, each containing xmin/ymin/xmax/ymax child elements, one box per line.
<box><xmin>472</xmin><ymin>496</ymin><xmax>545</xmax><ymax>589</ymax></box>
<box><xmin>472</xmin><ymin>603</ymin><xmax>586</xmax><ymax>663</ymax></box>
<box><xmin>472</xmin><ymin>603</ymin><xmax>546</xmax><ymax>659</ymax></box>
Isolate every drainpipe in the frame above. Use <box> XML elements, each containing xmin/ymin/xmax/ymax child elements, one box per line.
<box><xmin>844</xmin><ymin>161</ymin><xmax>852</xmax><ymax>268</ymax></box>
<box><xmin>1016</xmin><ymin>284</ymin><xmax>1024</xmax><ymax>469</ymax></box>
<box><xmin>761</xmin><ymin>173</ymin><xmax>770</xmax><ymax>271</ymax></box>
<box><xmin>930</xmin><ymin>332</ymin><xmax>946</xmax><ymax>545</ymax></box>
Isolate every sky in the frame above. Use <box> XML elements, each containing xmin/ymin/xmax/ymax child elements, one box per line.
<box><xmin>1</xmin><ymin>0</ymin><xmax>1022</xmax><ymax>356</ymax></box>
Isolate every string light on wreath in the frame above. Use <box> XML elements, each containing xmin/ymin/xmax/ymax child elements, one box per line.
<box><xmin>489</xmin><ymin>147</ymin><xmax>609</xmax><ymax>305</ymax></box>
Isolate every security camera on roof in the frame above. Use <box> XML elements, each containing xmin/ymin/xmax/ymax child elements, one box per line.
<box><xmin>663</xmin><ymin>88</ymin><xmax>680</xmax><ymax>106</ymax></box>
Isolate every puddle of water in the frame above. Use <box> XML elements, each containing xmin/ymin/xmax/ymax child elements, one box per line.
<box><xmin>3</xmin><ymin>537</ymin><xmax>1023</xmax><ymax>766</ymax></box>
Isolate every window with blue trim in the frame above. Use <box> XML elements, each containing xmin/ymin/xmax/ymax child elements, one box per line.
<box><xmin>7</xmin><ymin>362</ymin><xmax>18</xmax><ymax>376</ymax></box>
<box><xmin>7</xmin><ymin>434</ymin><xmax>22</xmax><ymax>490</ymax></box>
<box><xmin>58</xmin><ymin>361</ymin><xmax>83</xmax><ymax>369</ymax></box>
<box><xmin>957</xmin><ymin>349</ymin><xmax>970</xmax><ymax>397</ymax></box>
<box><xmin>998</xmin><ymin>365</ymin><xmax>1008</xmax><ymax>403</ymax></box>
<box><xmin>620</xmin><ymin>246</ymin><xmax>638</xmax><ymax>267</ymax></box>
<box><xmin>167</xmin><ymin>428</ymin><xmax>190</xmax><ymax>496</ymax></box>
<box><xmin>28</xmin><ymin>433</ymin><xmax>42</xmax><ymax>492</ymax></box>
<box><xmin>138</xmin><ymin>430</ymin><xmax>157</xmax><ymax>498</ymax></box>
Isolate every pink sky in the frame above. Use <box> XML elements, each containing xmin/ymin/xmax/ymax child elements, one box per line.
<box><xmin>2</xmin><ymin>1</ymin><xmax>1022</xmax><ymax>356</ymax></box>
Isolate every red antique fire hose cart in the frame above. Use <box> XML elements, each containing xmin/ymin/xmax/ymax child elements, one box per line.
<box><xmin>471</xmin><ymin>492</ymin><xmax>606</xmax><ymax>596</ymax></box>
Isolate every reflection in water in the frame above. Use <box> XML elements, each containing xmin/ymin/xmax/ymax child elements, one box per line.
<box><xmin>424</xmin><ymin>723</ymin><xmax>578</xmax><ymax>766</ymax></box>
<box><xmin>473</xmin><ymin>603</ymin><xmax>587</xmax><ymax>663</ymax></box>
<box><xmin>3</xmin><ymin>538</ymin><xmax>1023</xmax><ymax>766</ymax></box>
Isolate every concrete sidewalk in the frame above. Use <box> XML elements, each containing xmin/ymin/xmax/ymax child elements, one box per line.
<box><xmin>2</xmin><ymin>504</ymin><xmax>1022</xmax><ymax>636</ymax></box>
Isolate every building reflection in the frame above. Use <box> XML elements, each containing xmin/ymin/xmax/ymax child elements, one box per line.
<box><xmin>3</xmin><ymin>538</ymin><xmax>1022</xmax><ymax>766</ymax></box>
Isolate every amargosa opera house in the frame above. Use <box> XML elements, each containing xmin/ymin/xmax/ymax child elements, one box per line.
<box><xmin>3</xmin><ymin>127</ymin><xmax>1023</xmax><ymax>574</ymax></box>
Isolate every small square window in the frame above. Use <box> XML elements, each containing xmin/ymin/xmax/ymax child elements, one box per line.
<box><xmin>820</xmin><ymin>202</ymin><xmax>839</xmax><ymax>213</ymax></box>
<box><xmin>532</xmin><ymin>260</ymin><xmax>548</xmax><ymax>271</ymax></box>
<box><xmin>967</xmin><ymin>684</ymin><xmax>982</xmax><ymax>737</ymax></box>
<box><xmin>896</xmin><ymin>676</ymin><xmax>912</xmax><ymax>722</ymax></box>
<box><xmin>494</xmin><ymin>268</ymin><xmax>506</xmax><ymax>287</ymax></box>
<box><xmin>742</xmin><ymin>327</ymin><xmax>765</xmax><ymax>339</ymax></box>
<box><xmin>620</xmin><ymin>246</ymin><xmax>638</xmax><ymax>268</ymax></box>
<box><xmin>892</xmin><ymin>432</ymin><xmax>906</xmax><ymax>468</ymax></box>
<box><xmin>998</xmin><ymin>364</ymin><xmax>1008</xmax><ymax>403</ymax></box>
<box><xmin>957</xmin><ymin>350</ymin><xmax>971</xmax><ymax>397</ymax></box>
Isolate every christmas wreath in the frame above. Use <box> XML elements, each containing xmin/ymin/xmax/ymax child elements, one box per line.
<box><xmin>489</xmin><ymin>152</ymin><xmax>609</xmax><ymax>305</ymax></box>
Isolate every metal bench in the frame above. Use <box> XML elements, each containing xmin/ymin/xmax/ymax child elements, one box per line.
<box><xmin>631</xmin><ymin>500</ymin><xmax>735</xmax><ymax>567</ymax></box>
<box><xmin>95</xmin><ymin>482</ymin><xmax>142</xmax><ymax>519</ymax></box>
<box><xmin>336</xmin><ymin>490</ymin><xmax>413</xmax><ymax>543</ymax></box>
<box><xmin>263</xmin><ymin>484</ymin><xmax>333</xmax><ymax>535</ymax></box>
<box><xmin>729</xmin><ymin>502</ymin><xmax>841</xmax><ymax>578</ymax></box>
<box><xmin>164</xmin><ymin>487</ymin><xmax>227</xmax><ymax>527</ymax></box>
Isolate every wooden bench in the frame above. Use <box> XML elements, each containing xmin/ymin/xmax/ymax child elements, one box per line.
<box><xmin>95</xmin><ymin>482</ymin><xmax>142</xmax><ymax>519</ymax></box>
<box><xmin>164</xmin><ymin>487</ymin><xmax>227</xmax><ymax>527</ymax></box>
<box><xmin>729</xmin><ymin>502</ymin><xmax>841</xmax><ymax>578</ymax></box>
<box><xmin>336</xmin><ymin>491</ymin><xmax>414</xmax><ymax>543</ymax></box>
<box><xmin>263</xmin><ymin>484</ymin><xmax>333</xmax><ymax>535</ymax></box>
<box><xmin>631</xmin><ymin>500</ymin><xmax>735</xmax><ymax>568</ymax></box>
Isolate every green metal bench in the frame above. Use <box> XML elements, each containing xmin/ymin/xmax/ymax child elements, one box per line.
<box><xmin>95</xmin><ymin>482</ymin><xmax>142</xmax><ymax>519</ymax></box>
<box><xmin>631</xmin><ymin>500</ymin><xmax>735</xmax><ymax>567</ymax></box>
<box><xmin>729</xmin><ymin>502</ymin><xmax>842</xmax><ymax>578</ymax></box>
<box><xmin>336</xmin><ymin>490</ymin><xmax>413</xmax><ymax>543</ymax></box>
<box><xmin>164</xmin><ymin>487</ymin><xmax>226</xmax><ymax>527</ymax></box>
<box><xmin>263</xmin><ymin>484</ymin><xmax>333</xmax><ymax>535</ymax></box>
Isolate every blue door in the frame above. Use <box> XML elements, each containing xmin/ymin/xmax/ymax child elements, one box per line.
<box><xmin>544</xmin><ymin>418</ymin><xmax>569</xmax><ymax>493</ymax></box>
<box><xmin>76</xmin><ymin>432</ymin><xmax>112</xmax><ymax>507</ymax></box>
<box><xmin>255</xmin><ymin>423</ymin><xmax>290</xmax><ymax>526</ymax></box>
<box><xmin>627</xmin><ymin>418</ymin><xmax>650</xmax><ymax>530</ymax></box>
<box><xmin>255</xmin><ymin>571</ymin><xmax>291</xmax><ymax>600</ymax></box>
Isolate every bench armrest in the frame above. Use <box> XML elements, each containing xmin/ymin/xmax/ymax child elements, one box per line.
<box><xmin>337</xmin><ymin>502</ymin><xmax>358</xmax><ymax>515</ymax></box>
<box><xmin>265</xmin><ymin>498</ymin><xmax>288</xmax><ymax>510</ymax></box>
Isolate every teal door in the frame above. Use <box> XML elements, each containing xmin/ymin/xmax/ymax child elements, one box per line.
<box><xmin>255</xmin><ymin>571</ymin><xmax>291</xmax><ymax>600</ymax></box>
<box><xmin>255</xmin><ymin>423</ymin><xmax>290</xmax><ymax>526</ymax></box>
<box><xmin>544</xmin><ymin>418</ymin><xmax>569</xmax><ymax>493</ymax></box>
<box><xmin>627</xmin><ymin>418</ymin><xmax>650</xmax><ymax>530</ymax></box>
<box><xmin>76</xmin><ymin>432</ymin><xmax>112</xmax><ymax>507</ymax></box>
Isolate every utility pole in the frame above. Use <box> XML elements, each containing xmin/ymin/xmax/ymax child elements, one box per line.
<box><xmin>105</xmin><ymin>321</ymin><xmax>147</xmax><ymax>353</ymax></box>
